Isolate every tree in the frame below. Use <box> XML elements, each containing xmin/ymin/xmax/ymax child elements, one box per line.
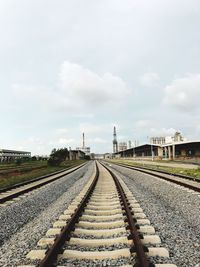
<box><xmin>16</xmin><ymin>158</ymin><xmax>22</xmax><ymax>165</ymax></box>
<box><xmin>48</xmin><ymin>148</ymin><xmax>69</xmax><ymax>166</ymax></box>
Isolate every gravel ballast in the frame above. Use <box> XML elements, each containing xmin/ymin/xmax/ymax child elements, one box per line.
<box><xmin>109</xmin><ymin>163</ymin><xmax>200</xmax><ymax>267</ymax></box>
<box><xmin>0</xmin><ymin>161</ymin><xmax>94</xmax><ymax>267</ymax></box>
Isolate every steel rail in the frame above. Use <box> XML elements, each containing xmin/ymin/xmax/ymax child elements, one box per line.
<box><xmin>0</xmin><ymin>162</ymin><xmax>87</xmax><ymax>193</ymax></box>
<box><xmin>0</xmin><ymin>163</ymin><xmax>87</xmax><ymax>204</ymax></box>
<box><xmin>115</xmin><ymin>162</ymin><xmax>200</xmax><ymax>182</ymax></box>
<box><xmin>38</xmin><ymin>162</ymin><xmax>99</xmax><ymax>267</ymax></box>
<box><xmin>108</xmin><ymin>162</ymin><xmax>200</xmax><ymax>193</ymax></box>
<box><xmin>0</xmin><ymin>168</ymin><xmax>63</xmax><ymax>193</ymax></box>
<box><xmin>102</xmin><ymin>162</ymin><xmax>153</xmax><ymax>267</ymax></box>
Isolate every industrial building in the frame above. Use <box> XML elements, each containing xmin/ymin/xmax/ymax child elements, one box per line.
<box><xmin>150</xmin><ymin>137</ymin><xmax>166</xmax><ymax>145</ymax></box>
<box><xmin>118</xmin><ymin>142</ymin><xmax>127</xmax><ymax>152</ymax></box>
<box><xmin>150</xmin><ymin>132</ymin><xmax>185</xmax><ymax>145</ymax></box>
<box><xmin>0</xmin><ymin>149</ymin><xmax>31</xmax><ymax>162</ymax></box>
<box><xmin>162</xmin><ymin>141</ymin><xmax>200</xmax><ymax>160</ymax></box>
<box><xmin>76</xmin><ymin>133</ymin><xmax>91</xmax><ymax>156</ymax></box>
<box><xmin>112</xmin><ymin>129</ymin><xmax>200</xmax><ymax>161</ymax></box>
<box><xmin>114</xmin><ymin>141</ymin><xmax>200</xmax><ymax>161</ymax></box>
<box><xmin>69</xmin><ymin>150</ymin><xmax>85</xmax><ymax>160</ymax></box>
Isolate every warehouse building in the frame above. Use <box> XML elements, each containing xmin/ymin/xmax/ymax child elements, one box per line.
<box><xmin>162</xmin><ymin>141</ymin><xmax>200</xmax><ymax>160</ymax></box>
<box><xmin>0</xmin><ymin>149</ymin><xmax>31</xmax><ymax>162</ymax></box>
<box><xmin>114</xmin><ymin>141</ymin><xmax>200</xmax><ymax>161</ymax></box>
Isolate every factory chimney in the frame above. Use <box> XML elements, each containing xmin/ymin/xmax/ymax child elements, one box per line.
<box><xmin>82</xmin><ymin>132</ymin><xmax>85</xmax><ymax>149</ymax></box>
<box><xmin>113</xmin><ymin>126</ymin><xmax>118</xmax><ymax>153</ymax></box>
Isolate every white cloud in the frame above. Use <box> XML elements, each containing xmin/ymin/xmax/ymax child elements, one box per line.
<box><xmin>139</xmin><ymin>72</ymin><xmax>160</xmax><ymax>87</ymax></box>
<box><xmin>59</xmin><ymin>138</ymin><xmax>75</xmax><ymax>145</ymax></box>
<box><xmin>79</xmin><ymin>122</ymin><xmax>115</xmax><ymax>135</ymax></box>
<box><xmin>1</xmin><ymin>1</ymin><xmax>200</xmax><ymax>155</ymax></box>
<box><xmin>92</xmin><ymin>137</ymin><xmax>109</xmax><ymax>144</ymax></box>
<box><xmin>134</xmin><ymin>120</ymin><xmax>177</xmax><ymax>139</ymax></box>
<box><xmin>149</xmin><ymin>127</ymin><xmax>177</xmax><ymax>136</ymax></box>
<box><xmin>59</xmin><ymin>61</ymin><xmax>131</xmax><ymax>107</ymax></box>
<box><xmin>163</xmin><ymin>73</ymin><xmax>200</xmax><ymax>111</ymax></box>
<box><xmin>12</xmin><ymin>83</ymin><xmax>74</xmax><ymax>112</ymax></box>
<box><xmin>135</xmin><ymin>120</ymin><xmax>151</xmax><ymax>128</ymax></box>
<box><xmin>56</xmin><ymin>128</ymin><xmax>69</xmax><ymax>135</ymax></box>
<box><xmin>12</xmin><ymin>62</ymin><xmax>130</xmax><ymax>114</ymax></box>
<box><xmin>14</xmin><ymin>137</ymin><xmax>48</xmax><ymax>155</ymax></box>
<box><xmin>72</xmin><ymin>113</ymin><xmax>94</xmax><ymax>119</ymax></box>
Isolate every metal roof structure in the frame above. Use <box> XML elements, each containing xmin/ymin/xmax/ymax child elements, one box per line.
<box><xmin>162</xmin><ymin>140</ymin><xmax>200</xmax><ymax>147</ymax></box>
<box><xmin>0</xmin><ymin>149</ymin><xmax>31</xmax><ymax>154</ymax></box>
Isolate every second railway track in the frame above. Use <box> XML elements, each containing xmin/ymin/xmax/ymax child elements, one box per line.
<box><xmin>106</xmin><ymin>161</ymin><xmax>200</xmax><ymax>193</ymax></box>
<box><xmin>0</xmin><ymin>163</ymin><xmax>87</xmax><ymax>206</ymax></box>
<box><xmin>18</xmin><ymin>161</ymin><xmax>176</xmax><ymax>267</ymax></box>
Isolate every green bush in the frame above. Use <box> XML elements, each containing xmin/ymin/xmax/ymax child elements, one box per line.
<box><xmin>48</xmin><ymin>148</ymin><xmax>69</xmax><ymax>166</ymax></box>
<box><xmin>16</xmin><ymin>159</ymin><xmax>22</xmax><ymax>166</ymax></box>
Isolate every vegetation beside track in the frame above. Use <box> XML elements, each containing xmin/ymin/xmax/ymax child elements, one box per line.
<box><xmin>107</xmin><ymin>159</ymin><xmax>200</xmax><ymax>179</ymax></box>
<box><xmin>0</xmin><ymin>160</ymin><xmax>87</xmax><ymax>189</ymax></box>
<box><xmin>0</xmin><ymin>161</ymin><xmax>47</xmax><ymax>170</ymax></box>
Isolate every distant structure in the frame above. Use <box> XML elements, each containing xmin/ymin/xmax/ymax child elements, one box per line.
<box><xmin>113</xmin><ymin>130</ymin><xmax>198</xmax><ymax>161</ymax></box>
<box><xmin>94</xmin><ymin>154</ymin><xmax>104</xmax><ymax>159</ymax></box>
<box><xmin>118</xmin><ymin>142</ymin><xmax>127</xmax><ymax>152</ymax></box>
<box><xmin>150</xmin><ymin>137</ymin><xmax>166</xmax><ymax>145</ymax></box>
<box><xmin>69</xmin><ymin>149</ymin><xmax>85</xmax><ymax>160</ymax></box>
<box><xmin>0</xmin><ymin>149</ymin><xmax>31</xmax><ymax>162</ymax></box>
<box><xmin>113</xmin><ymin>126</ymin><xmax>118</xmax><ymax>153</ymax></box>
<box><xmin>150</xmin><ymin>132</ymin><xmax>185</xmax><ymax>145</ymax></box>
<box><xmin>172</xmin><ymin>132</ymin><xmax>184</xmax><ymax>142</ymax></box>
<box><xmin>76</xmin><ymin>132</ymin><xmax>90</xmax><ymax>156</ymax></box>
<box><xmin>128</xmin><ymin>140</ymin><xmax>132</xmax><ymax>149</ymax></box>
<box><xmin>83</xmin><ymin>132</ymin><xmax>85</xmax><ymax>148</ymax></box>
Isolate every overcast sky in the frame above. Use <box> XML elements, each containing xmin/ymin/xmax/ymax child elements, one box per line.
<box><xmin>0</xmin><ymin>0</ymin><xmax>200</xmax><ymax>155</ymax></box>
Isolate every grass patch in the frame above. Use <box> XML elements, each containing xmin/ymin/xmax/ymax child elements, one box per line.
<box><xmin>0</xmin><ymin>160</ymin><xmax>87</xmax><ymax>189</ymax></box>
<box><xmin>0</xmin><ymin>161</ymin><xmax>48</xmax><ymax>170</ymax></box>
<box><xmin>107</xmin><ymin>159</ymin><xmax>200</xmax><ymax>180</ymax></box>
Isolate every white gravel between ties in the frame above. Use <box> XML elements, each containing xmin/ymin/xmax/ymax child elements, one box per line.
<box><xmin>0</xmin><ymin>161</ymin><xmax>94</xmax><ymax>267</ymax></box>
<box><xmin>109</xmin><ymin>164</ymin><xmax>200</xmax><ymax>267</ymax></box>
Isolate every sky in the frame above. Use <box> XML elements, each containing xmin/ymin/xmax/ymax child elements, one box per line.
<box><xmin>0</xmin><ymin>0</ymin><xmax>200</xmax><ymax>155</ymax></box>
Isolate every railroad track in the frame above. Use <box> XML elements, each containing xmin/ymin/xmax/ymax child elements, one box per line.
<box><xmin>106</xmin><ymin>161</ymin><xmax>200</xmax><ymax>193</ymax></box>
<box><xmin>18</xmin><ymin>161</ymin><xmax>176</xmax><ymax>267</ymax></box>
<box><xmin>0</xmin><ymin>163</ymin><xmax>87</xmax><ymax>206</ymax></box>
